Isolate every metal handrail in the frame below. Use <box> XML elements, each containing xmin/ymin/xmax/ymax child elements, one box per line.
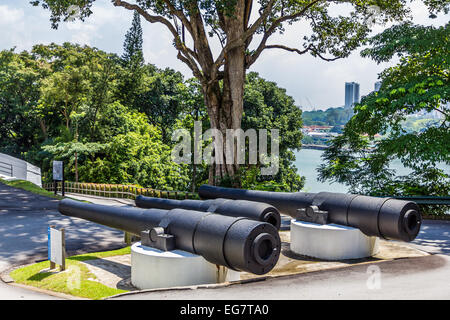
<box><xmin>42</xmin><ymin>182</ymin><xmax>450</xmax><ymax>206</ymax></box>
<box><xmin>390</xmin><ymin>196</ymin><xmax>450</xmax><ymax>206</ymax></box>
<box><xmin>43</xmin><ymin>181</ymin><xmax>199</xmax><ymax>200</ymax></box>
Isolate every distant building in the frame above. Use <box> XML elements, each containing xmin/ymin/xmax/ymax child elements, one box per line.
<box><xmin>345</xmin><ymin>82</ymin><xmax>360</xmax><ymax>108</ymax></box>
<box><xmin>374</xmin><ymin>81</ymin><xmax>382</xmax><ymax>92</ymax></box>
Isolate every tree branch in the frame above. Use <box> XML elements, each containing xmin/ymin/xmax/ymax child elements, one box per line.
<box><xmin>113</xmin><ymin>0</ymin><xmax>178</xmax><ymax>38</ymax></box>
<box><xmin>246</xmin><ymin>0</ymin><xmax>324</xmax><ymax>68</ymax></box>
<box><xmin>309</xmin><ymin>48</ymin><xmax>342</xmax><ymax>62</ymax></box>
<box><xmin>113</xmin><ymin>0</ymin><xmax>204</xmax><ymax>80</ymax></box>
<box><xmin>264</xmin><ymin>44</ymin><xmax>311</xmax><ymax>55</ymax></box>
<box><xmin>161</xmin><ymin>0</ymin><xmax>194</xmax><ymax>36</ymax></box>
<box><xmin>211</xmin><ymin>0</ymin><xmax>277</xmax><ymax>80</ymax></box>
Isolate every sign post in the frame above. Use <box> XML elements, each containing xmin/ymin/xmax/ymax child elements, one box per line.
<box><xmin>52</xmin><ymin>160</ymin><xmax>64</xmax><ymax>196</ymax></box>
<box><xmin>48</xmin><ymin>225</ymin><xmax>66</xmax><ymax>271</ymax></box>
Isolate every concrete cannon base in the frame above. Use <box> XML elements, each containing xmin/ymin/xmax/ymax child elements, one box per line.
<box><xmin>131</xmin><ymin>242</ymin><xmax>240</xmax><ymax>290</ymax></box>
<box><xmin>290</xmin><ymin>220</ymin><xmax>380</xmax><ymax>260</ymax></box>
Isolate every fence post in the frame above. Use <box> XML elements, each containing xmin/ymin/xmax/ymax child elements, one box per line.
<box><xmin>124</xmin><ymin>232</ymin><xmax>131</xmax><ymax>246</ymax></box>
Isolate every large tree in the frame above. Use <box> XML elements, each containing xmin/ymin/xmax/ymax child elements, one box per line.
<box><xmin>122</xmin><ymin>10</ymin><xmax>145</xmax><ymax>67</ymax></box>
<box><xmin>31</xmin><ymin>0</ymin><xmax>449</xmax><ymax>184</ymax></box>
<box><xmin>174</xmin><ymin>72</ymin><xmax>305</xmax><ymax>191</ymax></box>
<box><xmin>118</xmin><ymin>10</ymin><xmax>147</xmax><ymax>109</ymax></box>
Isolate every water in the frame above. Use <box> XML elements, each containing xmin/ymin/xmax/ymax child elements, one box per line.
<box><xmin>294</xmin><ymin>148</ymin><xmax>450</xmax><ymax>193</ymax></box>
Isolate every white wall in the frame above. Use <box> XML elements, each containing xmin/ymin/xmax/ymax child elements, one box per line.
<box><xmin>0</xmin><ymin>153</ymin><xmax>42</xmax><ymax>187</ymax></box>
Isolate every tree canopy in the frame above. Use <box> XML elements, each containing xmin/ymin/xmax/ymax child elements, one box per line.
<box><xmin>1</xmin><ymin>39</ymin><xmax>305</xmax><ymax>191</ymax></box>
<box><xmin>318</xmin><ymin>22</ymin><xmax>449</xmax><ymax>213</ymax></box>
<box><xmin>30</xmin><ymin>0</ymin><xmax>450</xmax><ymax>184</ymax></box>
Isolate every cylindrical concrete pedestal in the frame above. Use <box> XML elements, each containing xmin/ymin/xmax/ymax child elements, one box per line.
<box><xmin>131</xmin><ymin>242</ymin><xmax>240</xmax><ymax>290</ymax></box>
<box><xmin>290</xmin><ymin>220</ymin><xmax>379</xmax><ymax>260</ymax></box>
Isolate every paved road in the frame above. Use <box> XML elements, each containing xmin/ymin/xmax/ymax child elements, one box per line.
<box><xmin>0</xmin><ymin>183</ymin><xmax>127</xmax><ymax>299</ymax></box>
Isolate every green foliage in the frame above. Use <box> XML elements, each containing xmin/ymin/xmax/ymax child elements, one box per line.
<box><xmin>33</xmin><ymin>43</ymin><xmax>121</xmax><ymax>140</ymax></box>
<box><xmin>117</xmin><ymin>11</ymin><xmax>146</xmax><ymax>111</ymax></box>
<box><xmin>319</xmin><ymin>22</ymin><xmax>450</xmax><ymax>214</ymax></box>
<box><xmin>303</xmin><ymin>107</ymin><xmax>353</xmax><ymax>126</ymax></box>
<box><xmin>136</xmin><ymin>67</ymin><xmax>185</xmax><ymax>143</ymax></box>
<box><xmin>31</xmin><ymin>0</ymin><xmax>439</xmax><ymax>63</ymax></box>
<box><xmin>170</xmin><ymin>73</ymin><xmax>306</xmax><ymax>191</ymax></box>
<box><xmin>0</xmin><ymin>43</ymin><xmax>191</xmax><ymax>190</ymax></box>
<box><xmin>241</xmin><ymin>72</ymin><xmax>305</xmax><ymax>191</ymax></box>
<box><xmin>0</xmin><ymin>49</ymin><xmax>46</xmax><ymax>157</ymax></box>
<box><xmin>121</xmin><ymin>10</ymin><xmax>144</xmax><ymax>67</ymax></box>
<box><xmin>78</xmin><ymin>109</ymin><xmax>190</xmax><ymax>190</ymax></box>
<box><xmin>30</xmin><ymin>0</ymin><xmax>449</xmax><ymax>189</ymax></box>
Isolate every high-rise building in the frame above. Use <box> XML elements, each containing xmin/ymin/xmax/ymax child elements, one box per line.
<box><xmin>374</xmin><ymin>81</ymin><xmax>382</xmax><ymax>92</ymax></box>
<box><xmin>345</xmin><ymin>82</ymin><xmax>360</xmax><ymax>108</ymax></box>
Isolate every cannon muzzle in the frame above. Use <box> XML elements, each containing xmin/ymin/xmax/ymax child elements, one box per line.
<box><xmin>135</xmin><ymin>195</ymin><xmax>281</xmax><ymax>230</ymax></box>
<box><xmin>59</xmin><ymin>199</ymin><xmax>281</xmax><ymax>275</ymax></box>
<box><xmin>198</xmin><ymin>185</ymin><xmax>422</xmax><ymax>242</ymax></box>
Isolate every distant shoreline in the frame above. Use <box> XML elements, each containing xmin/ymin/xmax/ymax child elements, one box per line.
<box><xmin>301</xmin><ymin>144</ymin><xmax>328</xmax><ymax>150</ymax></box>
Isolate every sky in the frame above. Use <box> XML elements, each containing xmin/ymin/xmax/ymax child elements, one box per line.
<box><xmin>0</xmin><ymin>0</ymin><xmax>448</xmax><ymax>110</ymax></box>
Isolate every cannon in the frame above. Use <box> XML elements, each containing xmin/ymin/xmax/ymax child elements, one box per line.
<box><xmin>59</xmin><ymin>199</ymin><xmax>280</xmax><ymax>275</ymax></box>
<box><xmin>198</xmin><ymin>185</ymin><xmax>422</xmax><ymax>242</ymax></box>
<box><xmin>135</xmin><ymin>195</ymin><xmax>281</xmax><ymax>230</ymax></box>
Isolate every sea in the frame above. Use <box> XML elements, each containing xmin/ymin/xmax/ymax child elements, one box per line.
<box><xmin>294</xmin><ymin>148</ymin><xmax>450</xmax><ymax>193</ymax></box>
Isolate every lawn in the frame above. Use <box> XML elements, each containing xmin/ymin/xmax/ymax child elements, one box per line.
<box><xmin>10</xmin><ymin>247</ymin><xmax>132</xmax><ymax>300</ymax></box>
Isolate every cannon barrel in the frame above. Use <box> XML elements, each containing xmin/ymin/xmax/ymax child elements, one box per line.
<box><xmin>59</xmin><ymin>199</ymin><xmax>280</xmax><ymax>275</ymax></box>
<box><xmin>135</xmin><ymin>195</ymin><xmax>281</xmax><ymax>230</ymax></box>
<box><xmin>198</xmin><ymin>185</ymin><xmax>422</xmax><ymax>242</ymax></box>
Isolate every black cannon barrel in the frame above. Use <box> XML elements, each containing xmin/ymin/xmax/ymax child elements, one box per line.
<box><xmin>59</xmin><ymin>199</ymin><xmax>280</xmax><ymax>275</ymax></box>
<box><xmin>198</xmin><ymin>185</ymin><xmax>422</xmax><ymax>242</ymax></box>
<box><xmin>135</xmin><ymin>195</ymin><xmax>281</xmax><ymax>230</ymax></box>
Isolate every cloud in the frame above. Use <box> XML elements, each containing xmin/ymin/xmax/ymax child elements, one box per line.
<box><xmin>0</xmin><ymin>5</ymin><xmax>24</xmax><ymax>25</ymax></box>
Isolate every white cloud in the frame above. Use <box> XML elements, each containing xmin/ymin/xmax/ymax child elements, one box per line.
<box><xmin>0</xmin><ymin>5</ymin><xmax>24</xmax><ymax>25</ymax></box>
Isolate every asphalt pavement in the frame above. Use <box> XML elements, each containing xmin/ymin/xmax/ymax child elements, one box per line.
<box><xmin>0</xmin><ymin>183</ymin><xmax>127</xmax><ymax>299</ymax></box>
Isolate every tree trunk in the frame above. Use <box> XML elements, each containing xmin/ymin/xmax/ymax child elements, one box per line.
<box><xmin>199</xmin><ymin>4</ymin><xmax>247</xmax><ymax>186</ymax></box>
<box><xmin>202</xmin><ymin>48</ymin><xmax>245</xmax><ymax>186</ymax></box>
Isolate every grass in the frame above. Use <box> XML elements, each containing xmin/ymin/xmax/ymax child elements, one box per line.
<box><xmin>0</xmin><ymin>178</ymin><xmax>63</xmax><ymax>200</ymax></box>
<box><xmin>10</xmin><ymin>246</ymin><xmax>131</xmax><ymax>300</ymax></box>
